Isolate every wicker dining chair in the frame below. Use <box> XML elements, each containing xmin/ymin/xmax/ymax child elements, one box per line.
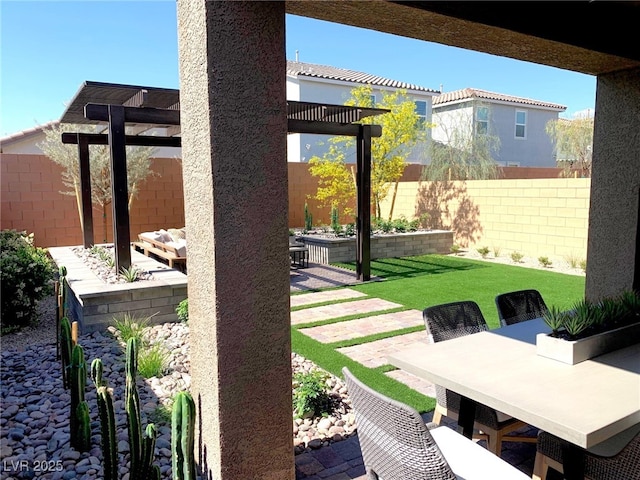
<box><xmin>533</xmin><ymin>427</ymin><xmax>640</xmax><ymax>480</ymax></box>
<box><xmin>495</xmin><ymin>289</ymin><xmax>548</xmax><ymax>327</ymax></box>
<box><xmin>342</xmin><ymin>367</ymin><xmax>530</xmax><ymax>480</ymax></box>
<box><xmin>422</xmin><ymin>300</ymin><xmax>536</xmax><ymax>456</ymax></box>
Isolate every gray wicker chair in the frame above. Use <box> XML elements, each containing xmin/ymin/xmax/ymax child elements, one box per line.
<box><xmin>495</xmin><ymin>289</ymin><xmax>549</xmax><ymax>327</ymax></box>
<box><xmin>423</xmin><ymin>300</ymin><xmax>536</xmax><ymax>456</ymax></box>
<box><xmin>533</xmin><ymin>428</ymin><xmax>640</xmax><ymax>480</ymax></box>
<box><xmin>342</xmin><ymin>367</ymin><xmax>531</xmax><ymax>480</ymax></box>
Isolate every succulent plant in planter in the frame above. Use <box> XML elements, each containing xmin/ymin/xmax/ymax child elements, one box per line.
<box><xmin>543</xmin><ymin>290</ymin><xmax>640</xmax><ymax>341</ymax></box>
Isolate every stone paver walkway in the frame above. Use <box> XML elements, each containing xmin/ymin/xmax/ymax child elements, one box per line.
<box><xmin>291</xmin><ymin>298</ymin><xmax>401</xmax><ymax>325</ymax></box>
<box><xmin>290</xmin><ymin>288</ymin><xmax>367</xmax><ymax>308</ymax></box>
<box><xmin>300</xmin><ymin>309</ymin><xmax>422</xmax><ymax>343</ymax></box>
<box><xmin>336</xmin><ymin>330</ymin><xmax>430</xmax><ymax>368</ymax></box>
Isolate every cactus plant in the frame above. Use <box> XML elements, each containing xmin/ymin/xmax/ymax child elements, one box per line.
<box><xmin>91</xmin><ymin>358</ymin><xmax>104</xmax><ymax>388</ymax></box>
<box><xmin>69</xmin><ymin>344</ymin><xmax>88</xmax><ymax>450</ymax></box>
<box><xmin>304</xmin><ymin>202</ymin><xmax>313</xmax><ymax>233</ymax></box>
<box><xmin>60</xmin><ymin>317</ymin><xmax>73</xmax><ymax>389</ymax></box>
<box><xmin>125</xmin><ymin>338</ymin><xmax>142</xmax><ymax>477</ymax></box>
<box><xmin>125</xmin><ymin>338</ymin><xmax>161</xmax><ymax>478</ymax></box>
<box><xmin>76</xmin><ymin>401</ymin><xmax>92</xmax><ymax>452</ymax></box>
<box><xmin>172</xmin><ymin>391</ymin><xmax>196</xmax><ymax>480</ymax></box>
<box><xmin>96</xmin><ymin>386</ymin><xmax>118</xmax><ymax>480</ymax></box>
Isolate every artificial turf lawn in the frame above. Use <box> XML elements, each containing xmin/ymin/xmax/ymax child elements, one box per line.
<box><xmin>336</xmin><ymin>254</ymin><xmax>585</xmax><ymax>329</ymax></box>
<box><xmin>291</xmin><ymin>254</ymin><xmax>586</xmax><ymax>413</ymax></box>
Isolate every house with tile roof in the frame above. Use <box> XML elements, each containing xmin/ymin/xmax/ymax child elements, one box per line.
<box><xmin>286</xmin><ymin>60</ymin><xmax>440</xmax><ymax>164</ymax></box>
<box><xmin>432</xmin><ymin>88</ymin><xmax>566</xmax><ymax>167</ymax></box>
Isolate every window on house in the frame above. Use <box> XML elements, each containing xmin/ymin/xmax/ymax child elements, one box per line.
<box><xmin>415</xmin><ymin>100</ymin><xmax>427</xmax><ymax>128</ymax></box>
<box><xmin>515</xmin><ymin>110</ymin><xmax>527</xmax><ymax>138</ymax></box>
<box><xmin>476</xmin><ymin>106</ymin><xmax>489</xmax><ymax>135</ymax></box>
<box><xmin>370</xmin><ymin>94</ymin><xmax>376</xmax><ymax>106</ymax></box>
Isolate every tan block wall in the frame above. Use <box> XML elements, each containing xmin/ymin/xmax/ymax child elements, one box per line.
<box><xmin>379</xmin><ymin>178</ymin><xmax>591</xmax><ymax>261</ymax></box>
<box><xmin>1</xmin><ymin>153</ymin><xmax>185</xmax><ymax>247</ymax></box>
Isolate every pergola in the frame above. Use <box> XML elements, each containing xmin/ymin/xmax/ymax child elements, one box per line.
<box><xmin>59</xmin><ymin>80</ymin><xmax>390</xmax><ymax>281</ymax></box>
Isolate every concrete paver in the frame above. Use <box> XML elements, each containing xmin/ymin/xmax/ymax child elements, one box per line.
<box><xmin>337</xmin><ymin>330</ymin><xmax>429</xmax><ymax>368</ymax></box>
<box><xmin>291</xmin><ymin>288</ymin><xmax>367</xmax><ymax>308</ymax></box>
<box><xmin>299</xmin><ymin>309</ymin><xmax>422</xmax><ymax>343</ymax></box>
<box><xmin>291</xmin><ymin>298</ymin><xmax>401</xmax><ymax>325</ymax></box>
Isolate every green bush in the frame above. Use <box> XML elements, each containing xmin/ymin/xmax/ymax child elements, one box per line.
<box><xmin>292</xmin><ymin>370</ymin><xmax>332</xmax><ymax>419</ymax></box>
<box><xmin>477</xmin><ymin>246</ymin><xmax>490</xmax><ymax>259</ymax></box>
<box><xmin>176</xmin><ymin>298</ymin><xmax>188</xmax><ymax>323</ymax></box>
<box><xmin>1</xmin><ymin>230</ymin><xmax>55</xmax><ymax>332</ymax></box>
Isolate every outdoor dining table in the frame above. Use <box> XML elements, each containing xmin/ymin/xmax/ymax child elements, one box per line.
<box><xmin>387</xmin><ymin>318</ymin><xmax>640</xmax><ymax>480</ymax></box>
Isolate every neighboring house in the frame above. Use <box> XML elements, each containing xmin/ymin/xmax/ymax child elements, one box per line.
<box><xmin>286</xmin><ymin>60</ymin><xmax>440</xmax><ymax>164</ymax></box>
<box><xmin>432</xmin><ymin>88</ymin><xmax>566</xmax><ymax>167</ymax></box>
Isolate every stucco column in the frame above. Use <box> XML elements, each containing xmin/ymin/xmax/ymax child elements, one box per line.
<box><xmin>177</xmin><ymin>2</ymin><xmax>292</xmax><ymax>479</ymax></box>
<box><xmin>586</xmin><ymin>67</ymin><xmax>640</xmax><ymax>300</ymax></box>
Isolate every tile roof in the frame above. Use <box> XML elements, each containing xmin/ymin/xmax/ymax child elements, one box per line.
<box><xmin>433</xmin><ymin>87</ymin><xmax>566</xmax><ymax>110</ymax></box>
<box><xmin>0</xmin><ymin>120</ymin><xmax>58</xmax><ymax>147</ymax></box>
<box><xmin>287</xmin><ymin>60</ymin><xmax>439</xmax><ymax>94</ymax></box>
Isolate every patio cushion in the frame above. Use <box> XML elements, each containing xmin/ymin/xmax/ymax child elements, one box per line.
<box><xmin>165</xmin><ymin>239</ymin><xmax>187</xmax><ymax>257</ymax></box>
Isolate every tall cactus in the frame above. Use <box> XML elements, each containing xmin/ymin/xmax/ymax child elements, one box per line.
<box><xmin>96</xmin><ymin>385</ymin><xmax>118</xmax><ymax>480</ymax></box>
<box><xmin>172</xmin><ymin>391</ymin><xmax>196</xmax><ymax>480</ymax></box>
<box><xmin>125</xmin><ymin>338</ymin><xmax>160</xmax><ymax>478</ymax></box>
<box><xmin>76</xmin><ymin>401</ymin><xmax>92</xmax><ymax>452</ymax></box>
<box><xmin>69</xmin><ymin>344</ymin><xmax>89</xmax><ymax>450</ymax></box>
<box><xmin>91</xmin><ymin>358</ymin><xmax>104</xmax><ymax>388</ymax></box>
<box><xmin>125</xmin><ymin>338</ymin><xmax>142</xmax><ymax>477</ymax></box>
<box><xmin>60</xmin><ymin>317</ymin><xmax>73</xmax><ymax>389</ymax></box>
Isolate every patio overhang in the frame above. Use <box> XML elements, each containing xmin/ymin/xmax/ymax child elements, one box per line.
<box><xmin>59</xmin><ymin>81</ymin><xmax>389</xmax><ymax>281</ymax></box>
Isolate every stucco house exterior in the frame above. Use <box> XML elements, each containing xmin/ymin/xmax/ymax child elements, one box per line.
<box><xmin>432</xmin><ymin>88</ymin><xmax>567</xmax><ymax>167</ymax></box>
<box><xmin>286</xmin><ymin>60</ymin><xmax>440</xmax><ymax>164</ymax></box>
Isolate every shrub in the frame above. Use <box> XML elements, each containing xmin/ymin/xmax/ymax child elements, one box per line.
<box><xmin>538</xmin><ymin>256</ymin><xmax>553</xmax><ymax>268</ymax></box>
<box><xmin>176</xmin><ymin>298</ymin><xmax>189</xmax><ymax>323</ymax></box>
<box><xmin>450</xmin><ymin>244</ymin><xmax>461</xmax><ymax>255</ymax></box>
<box><xmin>292</xmin><ymin>370</ymin><xmax>332</xmax><ymax>419</ymax></box>
<box><xmin>119</xmin><ymin>265</ymin><xmax>140</xmax><ymax>282</ymax></box>
<box><xmin>392</xmin><ymin>216</ymin><xmax>410</xmax><ymax>233</ymax></box>
<box><xmin>344</xmin><ymin>223</ymin><xmax>355</xmax><ymax>236</ymax></box>
<box><xmin>493</xmin><ymin>246</ymin><xmax>501</xmax><ymax>258</ymax></box>
<box><xmin>579</xmin><ymin>259</ymin><xmax>587</xmax><ymax>273</ymax></box>
<box><xmin>476</xmin><ymin>246</ymin><xmax>490</xmax><ymax>259</ymax></box>
<box><xmin>1</xmin><ymin>230</ymin><xmax>55</xmax><ymax>332</ymax></box>
<box><xmin>510</xmin><ymin>251</ymin><xmax>524</xmax><ymax>263</ymax></box>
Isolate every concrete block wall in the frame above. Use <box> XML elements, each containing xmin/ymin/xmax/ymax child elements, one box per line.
<box><xmin>380</xmin><ymin>178</ymin><xmax>591</xmax><ymax>261</ymax></box>
<box><xmin>302</xmin><ymin>230</ymin><xmax>453</xmax><ymax>264</ymax></box>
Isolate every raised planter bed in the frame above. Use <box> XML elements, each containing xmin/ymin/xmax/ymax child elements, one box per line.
<box><xmin>299</xmin><ymin>230</ymin><xmax>453</xmax><ymax>264</ymax></box>
<box><xmin>48</xmin><ymin>246</ymin><xmax>187</xmax><ymax>334</ymax></box>
<box><xmin>536</xmin><ymin>321</ymin><xmax>640</xmax><ymax>365</ymax></box>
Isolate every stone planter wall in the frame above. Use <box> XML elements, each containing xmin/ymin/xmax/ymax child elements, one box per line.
<box><xmin>48</xmin><ymin>247</ymin><xmax>187</xmax><ymax>334</ymax></box>
<box><xmin>300</xmin><ymin>230</ymin><xmax>454</xmax><ymax>264</ymax></box>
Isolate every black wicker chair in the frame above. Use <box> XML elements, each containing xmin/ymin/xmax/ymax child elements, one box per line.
<box><xmin>342</xmin><ymin>367</ymin><xmax>530</xmax><ymax>480</ymax></box>
<box><xmin>533</xmin><ymin>427</ymin><xmax>640</xmax><ymax>480</ymax></box>
<box><xmin>423</xmin><ymin>300</ymin><xmax>536</xmax><ymax>456</ymax></box>
<box><xmin>495</xmin><ymin>289</ymin><xmax>548</xmax><ymax>327</ymax></box>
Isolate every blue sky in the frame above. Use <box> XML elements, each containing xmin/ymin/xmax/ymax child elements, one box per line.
<box><xmin>1</xmin><ymin>1</ymin><xmax>597</xmax><ymax>137</ymax></box>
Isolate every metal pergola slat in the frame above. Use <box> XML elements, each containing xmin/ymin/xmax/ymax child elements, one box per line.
<box><xmin>59</xmin><ymin>82</ymin><xmax>389</xmax><ymax>281</ymax></box>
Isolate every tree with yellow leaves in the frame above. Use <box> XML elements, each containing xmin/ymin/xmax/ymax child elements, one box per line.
<box><xmin>309</xmin><ymin>85</ymin><xmax>428</xmax><ymax>221</ymax></box>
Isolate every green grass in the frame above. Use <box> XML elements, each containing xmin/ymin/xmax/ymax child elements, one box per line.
<box><xmin>291</xmin><ymin>254</ymin><xmax>585</xmax><ymax>413</ymax></box>
<box><xmin>138</xmin><ymin>343</ymin><xmax>169</xmax><ymax>378</ymax></box>
<box><xmin>336</xmin><ymin>254</ymin><xmax>584</xmax><ymax>329</ymax></box>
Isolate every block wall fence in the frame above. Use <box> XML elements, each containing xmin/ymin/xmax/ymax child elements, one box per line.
<box><xmin>1</xmin><ymin>153</ymin><xmax>584</xmax><ymax>260</ymax></box>
<box><xmin>379</xmin><ymin>178</ymin><xmax>591</xmax><ymax>261</ymax></box>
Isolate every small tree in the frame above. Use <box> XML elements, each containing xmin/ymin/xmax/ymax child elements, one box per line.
<box><xmin>546</xmin><ymin>113</ymin><xmax>594</xmax><ymax>177</ymax></box>
<box><xmin>309</xmin><ymin>85</ymin><xmax>428</xmax><ymax>220</ymax></box>
<box><xmin>426</xmin><ymin>103</ymin><xmax>500</xmax><ymax>181</ymax></box>
<box><xmin>39</xmin><ymin>123</ymin><xmax>157</xmax><ymax>242</ymax></box>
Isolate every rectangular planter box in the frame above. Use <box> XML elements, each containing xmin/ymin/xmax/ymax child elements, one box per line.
<box><xmin>536</xmin><ymin>321</ymin><xmax>640</xmax><ymax>365</ymax></box>
<box><xmin>300</xmin><ymin>230</ymin><xmax>453</xmax><ymax>264</ymax></box>
<box><xmin>48</xmin><ymin>246</ymin><xmax>187</xmax><ymax>334</ymax></box>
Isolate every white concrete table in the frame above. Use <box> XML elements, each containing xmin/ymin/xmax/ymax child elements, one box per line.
<box><xmin>387</xmin><ymin>318</ymin><xmax>640</xmax><ymax>479</ymax></box>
